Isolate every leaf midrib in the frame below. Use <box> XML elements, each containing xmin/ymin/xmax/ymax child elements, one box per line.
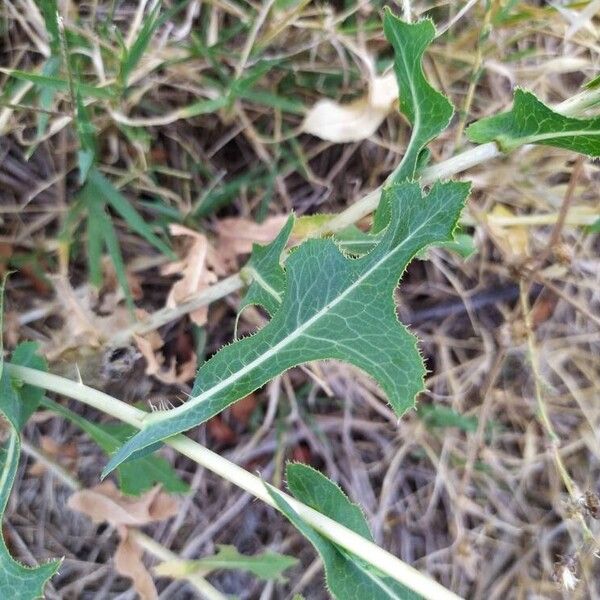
<box><xmin>515</xmin><ymin>128</ymin><xmax>600</xmax><ymax>147</ymax></box>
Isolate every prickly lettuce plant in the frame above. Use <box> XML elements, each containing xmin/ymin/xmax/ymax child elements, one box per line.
<box><xmin>4</xmin><ymin>9</ymin><xmax>600</xmax><ymax>600</ymax></box>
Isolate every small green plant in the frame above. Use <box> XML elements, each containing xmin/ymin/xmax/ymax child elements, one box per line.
<box><xmin>2</xmin><ymin>7</ymin><xmax>600</xmax><ymax>600</ymax></box>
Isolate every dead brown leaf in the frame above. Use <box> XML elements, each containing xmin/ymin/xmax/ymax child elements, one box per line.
<box><xmin>230</xmin><ymin>393</ymin><xmax>257</xmax><ymax>426</ymax></box>
<box><xmin>28</xmin><ymin>435</ymin><xmax>78</xmax><ymax>477</ymax></box>
<box><xmin>207</xmin><ymin>415</ymin><xmax>237</xmax><ymax>444</ymax></box>
<box><xmin>161</xmin><ymin>224</ymin><xmax>224</xmax><ymax>326</ymax></box>
<box><xmin>133</xmin><ymin>332</ymin><xmax>197</xmax><ymax>385</ymax></box>
<box><xmin>68</xmin><ymin>482</ymin><xmax>179</xmax><ymax>600</ymax></box>
<box><xmin>115</xmin><ymin>533</ymin><xmax>157</xmax><ymax>600</ymax></box>
<box><xmin>43</xmin><ymin>277</ymin><xmax>131</xmax><ymax>361</ymax></box>
<box><xmin>68</xmin><ymin>481</ymin><xmax>179</xmax><ymax>527</ymax></box>
<box><xmin>488</xmin><ymin>205</ymin><xmax>529</xmax><ymax>258</ymax></box>
<box><xmin>215</xmin><ymin>215</ymin><xmax>288</xmax><ymax>270</ymax></box>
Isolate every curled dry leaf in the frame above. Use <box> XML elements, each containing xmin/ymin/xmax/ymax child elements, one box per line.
<box><xmin>28</xmin><ymin>435</ymin><xmax>78</xmax><ymax>477</ymax></box>
<box><xmin>44</xmin><ymin>276</ymin><xmax>131</xmax><ymax>360</ymax></box>
<box><xmin>215</xmin><ymin>215</ymin><xmax>289</xmax><ymax>270</ymax></box>
<box><xmin>301</xmin><ymin>72</ymin><xmax>398</xmax><ymax>142</ymax></box>
<box><xmin>161</xmin><ymin>224</ymin><xmax>225</xmax><ymax>326</ymax></box>
<box><xmin>115</xmin><ymin>534</ymin><xmax>157</xmax><ymax>600</ymax></box>
<box><xmin>133</xmin><ymin>332</ymin><xmax>197</xmax><ymax>385</ymax></box>
<box><xmin>68</xmin><ymin>481</ymin><xmax>179</xmax><ymax>600</ymax></box>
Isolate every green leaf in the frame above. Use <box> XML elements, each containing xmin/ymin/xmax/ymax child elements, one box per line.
<box><xmin>99</xmin><ymin>423</ymin><xmax>189</xmax><ymax>496</ymax></box>
<box><xmin>466</xmin><ymin>89</ymin><xmax>600</xmax><ymax>156</ymax></box>
<box><xmin>584</xmin><ymin>73</ymin><xmax>600</xmax><ymax>90</ymax></box>
<box><xmin>0</xmin><ymin>284</ymin><xmax>61</xmax><ymax>598</ymax></box>
<box><xmin>265</xmin><ymin>464</ymin><xmax>422</xmax><ymax>600</ymax></box>
<box><xmin>8</xmin><ymin>343</ymin><xmax>47</xmax><ymax>429</ymax></box>
<box><xmin>0</xmin><ymin>434</ymin><xmax>60</xmax><ymax>599</ymax></box>
<box><xmin>119</xmin><ymin>0</ymin><xmax>191</xmax><ymax>89</ymax></box>
<box><xmin>158</xmin><ymin>545</ymin><xmax>297</xmax><ymax>582</ymax></box>
<box><xmin>39</xmin><ymin>397</ymin><xmax>188</xmax><ymax>497</ymax></box>
<box><xmin>373</xmin><ymin>11</ymin><xmax>454</xmax><ymax>231</ymax></box>
<box><xmin>103</xmin><ymin>180</ymin><xmax>469</xmax><ymax>476</ymax></box>
<box><xmin>38</xmin><ymin>0</ymin><xmax>60</xmax><ymax>55</ymax></box>
<box><xmin>32</xmin><ymin>57</ymin><xmax>61</xmax><ymax>144</ymax></box>
<box><xmin>417</xmin><ymin>230</ymin><xmax>476</xmax><ymax>260</ymax></box>
<box><xmin>239</xmin><ymin>216</ymin><xmax>293</xmax><ymax>318</ymax></box>
<box><xmin>286</xmin><ymin>464</ymin><xmax>372</xmax><ymax>540</ymax></box>
<box><xmin>30</xmin><ymin>0</ymin><xmax>61</xmax><ymax>150</ymax></box>
<box><xmin>84</xmin><ymin>189</ymin><xmax>134</xmax><ymax>310</ymax></box>
<box><xmin>417</xmin><ymin>404</ymin><xmax>478</xmax><ymax>433</ymax></box>
<box><xmin>588</xmin><ymin>216</ymin><xmax>600</xmax><ymax>233</ymax></box>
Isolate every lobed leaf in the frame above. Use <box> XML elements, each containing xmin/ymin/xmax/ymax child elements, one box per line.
<box><xmin>466</xmin><ymin>88</ymin><xmax>600</xmax><ymax>156</ymax></box>
<box><xmin>373</xmin><ymin>11</ymin><xmax>454</xmax><ymax>230</ymax></box>
<box><xmin>103</xmin><ymin>180</ymin><xmax>469</xmax><ymax>476</ymax></box>
<box><xmin>266</xmin><ymin>464</ymin><xmax>421</xmax><ymax>600</ymax></box>
<box><xmin>239</xmin><ymin>216</ymin><xmax>293</xmax><ymax>318</ymax></box>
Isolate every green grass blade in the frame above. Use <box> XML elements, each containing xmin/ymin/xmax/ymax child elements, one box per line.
<box><xmin>86</xmin><ymin>195</ymin><xmax>135</xmax><ymax>311</ymax></box>
<box><xmin>88</xmin><ymin>169</ymin><xmax>174</xmax><ymax>258</ymax></box>
<box><xmin>0</xmin><ymin>69</ymin><xmax>115</xmax><ymax>99</ymax></box>
<box><xmin>119</xmin><ymin>3</ymin><xmax>162</xmax><ymax>87</ymax></box>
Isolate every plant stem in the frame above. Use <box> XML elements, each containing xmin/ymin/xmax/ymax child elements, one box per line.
<box><xmin>112</xmin><ymin>274</ymin><xmax>244</xmax><ymax>346</ymax></box>
<box><xmin>7</xmin><ymin>363</ymin><xmax>463</xmax><ymax>600</ymax></box>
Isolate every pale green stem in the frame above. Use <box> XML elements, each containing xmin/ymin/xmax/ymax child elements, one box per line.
<box><xmin>7</xmin><ymin>363</ymin><xmax>463</xmax><ymax>600</ymax></box>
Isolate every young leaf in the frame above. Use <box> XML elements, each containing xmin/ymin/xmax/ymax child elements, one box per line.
<box><xmin>103</xmin><ymin>180</ymin><xmax>469</xmax><ymax>476</ymax></box>
<box><xmin>239</xmin><ymin>216</ymin><xmax>293</xmax><ymax>317</ymax></box>
<box><xmin>155</xmin><ymin>544</ymin><xmax>297</xmax><ymax>582</ymax></box>
<box><xmin>75</xmin><ymin>91</ymin><xmax>96</xmax><ymax>183</ymax></box>
<box><xmin>266</xmin><ymin>464</ymin><xmax>421</xmax><ymax>600</ymax></box>
<box><xmin>286</xmin><ymin>463</ymin><xmax>372</xmax><ymax>541</ymax></box>
<box><xmin>0</xmin><ymin>286</ymin><xmax>61</xmax><ymax>597</ymax></box>
<box><xmin>466</xmin><ymin>88</ymin><xmax>600</xmax><ymax>156</ymax></box>
<box><xmin>383</xmin><ymin>11</ymin><xmax>453</xmax><ymax>181</ymax></box>
<box><xmin>373</xmin><ymin>11</ymin><xmax>454</xmax><ymax>231</ymax></box>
